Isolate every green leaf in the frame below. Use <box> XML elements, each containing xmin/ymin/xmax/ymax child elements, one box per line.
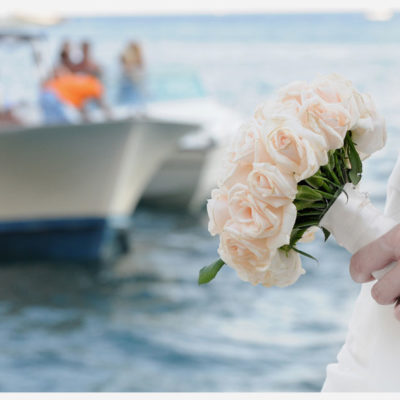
<box><xmin>316</xmin><ymin>175</ymin><xmax>343</xmax><ymax>190</ymax></box>
<box><xmin>297</xmin><ymin>210</ymin><xmax>324</xmax><ymax>217</ymax></box>
<box><xmin>293</xmin><ymin>200</ymin><xmax>326</xmax><ymax>211</ymax></box>
<box><xmin>292</xmin><ymin>247</ymin><xmax>319</xmax><ymax>263</ymax></box>
<box><xmin>347</xmin><ymin>136</ymin><xmax>362</xmax><ymax>185</ymax></box>
<box><xmin>349</xmin><ymin>167</ymin><xmax>362</xmax><ymax>185</ymax></box>
<box><xmin>289</xmin><ymin>228</ymin><xmax>307</xmax><ymax>246</ymax></box>
<box><xmin>305</xmin><ymin>175</ymin><xmax>324</xmax><ymax>189</ymax></box>
<box><xmin>294</xmin><ymin>220</ymin><xmax>320</xmax><ymax>229</ymax></box>
<box><xmin>321</xmin><ymin>227</ymin><xmax>331</xmax><ymax>242</ymax></box>
<box><xmin>295</xmin><ymin>186</ymin><xmax>324</xmax><ymax>202</ymax></box>
<box><xmin>198</xmin><ymin>259</ymin><xmax>225</xmax><ymax>285</ymax></box>
<box><xmin>280</xmin><ymin>244</ymin><xmax>291</xmax><ymax>255</ymax></box>
<box><xmin>293</xmin><ymin>200</ymin><xmax>313</xmax><ymax>211</ymax></box>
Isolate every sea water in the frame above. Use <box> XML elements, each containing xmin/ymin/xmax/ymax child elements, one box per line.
<box><xmin>0</xmin><ymin>13</ymin><xmax>399</xmax><ymax>391</ymax></box>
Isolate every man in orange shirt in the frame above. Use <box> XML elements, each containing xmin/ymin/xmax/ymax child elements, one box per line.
<box><xmin>40</xmin><ymin>72</ymin><xmax>111</xmax><ymax>124</ymax></box>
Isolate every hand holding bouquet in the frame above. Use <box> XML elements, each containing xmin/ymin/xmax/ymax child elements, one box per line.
<box><xmin>199</xmin><ymin>74</ymin><xmax>386</xmax><ymax>287</ymax></box>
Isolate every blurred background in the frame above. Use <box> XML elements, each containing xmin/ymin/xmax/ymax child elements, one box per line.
<box><xmin>0</xmin><ymin>0</ymin><xmax>399</xmax><ymax>392</ymax></box>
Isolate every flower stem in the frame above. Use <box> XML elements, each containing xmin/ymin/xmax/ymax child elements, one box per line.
<box><xmin>334</xmin><ymin>151</ymin><xmax>345</xmax><ymax>184</ymax></box>
<box><xmin>321</xmin><ymin>181</ymin><xmax>332</xmax><ymax>192</ymax></box>
<box><xmin>322</xmin><ymin>164</ymin><xmax>341</xmax><ymax>186</ymax></box>
<box><xmin>311</xmin><ymin>188</ymin><xmax>336</xmax><ymax>200</ymax></box>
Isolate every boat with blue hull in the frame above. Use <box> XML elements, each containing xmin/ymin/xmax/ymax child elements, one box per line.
<box><xmin>0</xmin><ymin>117</ymin><xmax>198</xmax><ymax>262</ymax></box>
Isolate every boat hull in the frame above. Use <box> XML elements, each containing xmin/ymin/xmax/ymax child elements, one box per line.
<box><xmin>140</xmin><ymin>97</ymin><xmax>242</xmax><ymax>211</ymax></box>
<box><xmin>0</xmin><ymin>118</ymin><xmax>197</xmax><ymax>262</ymax></box>
<box><xmin>141</xmin><ymin>143</ymin><xmax>225</xmax><ymax>211</ymax></box>
<box><xmin>140</xmin><ymin>148</ymin><xmax>207</xmax><ymax>209</ymax></box>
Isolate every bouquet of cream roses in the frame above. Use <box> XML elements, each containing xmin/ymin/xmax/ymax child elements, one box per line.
<box><xmin>199</xmin><ymin>74</ymin><xmax>386</xmax><ymax>288</ymax></box>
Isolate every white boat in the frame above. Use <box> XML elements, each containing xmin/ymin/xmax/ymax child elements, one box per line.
<box><xmin>0</xmin><ymin>117</ymin><xmax>198</xmax><ymax>262</ymax></box>
<box><xmin>0</xmin><ymin>28</ymin><xmax>201</xmax><ymax>261</ymax></box>
<box><xmin>139</xmin><ymin>97</ymin><xmax>243</xmax><ymax>211</ymax></box>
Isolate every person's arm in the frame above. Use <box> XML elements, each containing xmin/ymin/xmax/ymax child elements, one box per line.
<box><xmin>350</xmin><ymin>224</ymin><xmax>400</xmax><ymax>320</ymax></box>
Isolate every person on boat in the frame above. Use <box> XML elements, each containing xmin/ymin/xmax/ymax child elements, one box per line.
<box><xmin>70</xmin><ymin>41</ymin><xmax>102</xmax><ymax>78</ymax></box>
<box><xmin>40</xmin><ymin>71</ymin><xmax>111</xmax><ymax>123</ymax></box>
<box><xmin>53</xmin><ymin>41</ymin><xmax>75</xmax><ymax>76</ymax></box>
<box><xmin>117</xmin><ymin>42</ymin><xmax>146</xmax><ymax>106</ymax></box>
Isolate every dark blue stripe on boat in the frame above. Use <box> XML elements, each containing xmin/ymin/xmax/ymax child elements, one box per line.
<box><xmin>0</xmin><ymin>217</ymin><xmax>131</xmax><ymax>263</ymax></box>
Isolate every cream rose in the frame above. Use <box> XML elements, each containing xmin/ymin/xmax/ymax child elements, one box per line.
<box><xmin>228</xmin><ymin>183</ymin><xmax>280</xmax><ymax>239</ymax></box>
<box><xmin>261</xmin><ymin>116</ymin><xmax>326</xmax><ymax>181</ymax></box>
<box><xmin>218</xmin><ymin>224</ymin><xmax>273</xmax><ymax>285</ymax></box>
<box><xmin>277</xmin><ymin>80</ymin><xmax>310</xmax><ymax>106</ymax></box>
<box><xmin>351</xmin><ymin>93</ymin><xmax>387</xmax><ymax>155</ymax></box>
<box><xmin>268</xmin><ymin>203</ymin><xmax>297</xmax><ymax>249</ymax></box>
<box><xmin>298</xmin><ymin>95</ymin><xmax>352</xmax><ymax>150</ymax></box>
<box><xmin>254</xmin><ymin>100</ymin><xmax>274</xmax><ymax>123</ymax></box>
<box><xmin>207</xmin><ymin>188</ymin><xmax>230</xmax><ymax>236</ymax></box>
<box><xmin>255</xmin><ymin>98</ymin><xmax>299</xmax><ymax>123</ymax></box>
<box><xmin>216</xmin><ymin>122</ymin><xmax>256</xmax><ymax>189</ymax></box>
<box><xmin>218</xmin><ymin>120</ymin><xmax>270</xmax><ymax>189</ymax></box>
<box><xmin>247</xmin><ymin>163</ymin><xmax>297</xmax><ymax>208</ymax></box>
<box><xmin>262</xmin><ymin>249</ymin><xmax>305</xmax><ymax>288</ymax></box>
<box><xmin>226</xmin><ymin>120</ymin><xmax>263</xmax><ymax>165</ymax></box>
<box><xmin>228</xmin><ymin>183</ymin><xmax>296</xmax><ymax>247</ymax></box>
<box><xmin>218</xmin><ymin>161</ymin><xmax>253</xmax><ymax>190</ymax></box>
<box><xmin>255</xmin><ymin>81</ymin><xmax>311</xmax><ymax>124</ymax></box>
<box><xmin>311</xmin><ymin>74</ymin><xmax>362</xmax><ymax>126</ymax></box>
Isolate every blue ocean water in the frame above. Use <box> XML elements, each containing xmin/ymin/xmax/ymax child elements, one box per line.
<box><xmin>0</xmin><ymin>13</ymin><xmax>400</xmax><ymax>391</ymax></box>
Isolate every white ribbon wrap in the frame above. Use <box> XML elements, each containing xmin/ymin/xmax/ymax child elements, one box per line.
<box><xmin>319</xmin><ymin>179</ymin><xmax>400</xmax><ymax>391</ymax></box>
<box><xmin>320</xmin><ymin>183</ymin><xmax>398</xmax><ymax>279</ymax></box>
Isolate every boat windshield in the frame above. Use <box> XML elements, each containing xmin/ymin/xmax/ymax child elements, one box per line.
<box><xmin>147</xmin><ymin>69</ymin><xmax>206</xmax><ymax>102</ymax></box>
